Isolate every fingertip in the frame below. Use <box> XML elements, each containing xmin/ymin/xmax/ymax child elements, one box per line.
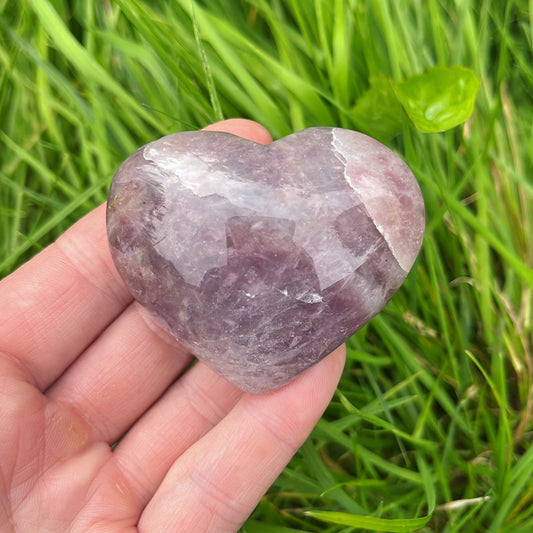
<box><xmin>278</xmin><ymin>343</ymin><xmax>346</xmax><ymax>403</ymax></box>
<box><xmin>203</xmin><ymin>118</ymin><xmax>273</xmax><ymax>145</ymax></box>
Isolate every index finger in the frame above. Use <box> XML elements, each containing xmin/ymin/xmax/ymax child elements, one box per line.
<box><xmin>0</xmin><ymin>204</ymin><xmax>132</xmax><ymax>389</ymax></box>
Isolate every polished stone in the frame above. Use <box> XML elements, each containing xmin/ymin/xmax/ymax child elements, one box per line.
<box><xmin>106</xmin><ymin>128</ymin><xmax>425</xmax><ymax>393</ymax></box>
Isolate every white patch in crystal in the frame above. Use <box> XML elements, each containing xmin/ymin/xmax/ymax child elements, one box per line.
<box><xmin>330</xmin><ymin>128</ymin><xmax>409</xmax><ymax>271</ymax></box>
<box><xmin>296</xmin><ymin>292</ymin><xmax>323</xmax><ymax>304</ymax></box>
<box><xmin>143</xmin><ymin>132</ymin><xmax>407</xmax><ymax>289</ymax></box>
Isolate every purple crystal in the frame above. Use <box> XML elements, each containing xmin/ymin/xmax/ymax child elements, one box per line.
<box><xmin>106</xmin><ymin>128</ymin><xmax>425</xmax><ymax>393</ymax></box>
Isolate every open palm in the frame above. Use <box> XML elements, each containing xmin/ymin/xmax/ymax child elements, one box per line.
<box><xmin>0</xmin><ymin>119</ymin><xmax>345</xmax><ymax>532</ymax></box>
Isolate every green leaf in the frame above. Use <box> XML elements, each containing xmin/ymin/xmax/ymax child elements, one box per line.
<box><xmin>304</xmin><ymin>510</ymin><xmax>432</xmax><ymax>532</ymax></box>
<box><xmin>351</xmin><ymin>75</ymin><xmax>403</xmax><ymax>141</ymax></box>
<box><xmin>336</xmin><ymin>390</ymin><xmax>438</xmax><ymax>451</ymax></box>
<box><xmin>394</xmin><ymin>66</ymin><xmax>481</xmax><ymax>133</ymax></box>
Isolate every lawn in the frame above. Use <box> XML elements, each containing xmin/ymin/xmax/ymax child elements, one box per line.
<box><xmin>1</xmin><ymin>0</ymin><xmax>532</xmax><ymax>531</ymax></box>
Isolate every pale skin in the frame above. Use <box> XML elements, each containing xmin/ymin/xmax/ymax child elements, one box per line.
<box><xmin>0</xmin><ymin>119</ymin><xmax>346</xmax><ymax>532</ymax></box>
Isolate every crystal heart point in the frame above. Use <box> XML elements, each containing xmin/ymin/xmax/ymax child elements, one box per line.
<box><xmin>106</xmin><ymin>128</ymin><xmax>425</xmax><ymax>392</ymax></box>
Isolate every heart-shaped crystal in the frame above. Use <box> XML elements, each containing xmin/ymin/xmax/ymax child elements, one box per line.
<box><xmin>106</xmin><ymin>128</ymin><xmax>425</xmax><ymax>393</ymax></box>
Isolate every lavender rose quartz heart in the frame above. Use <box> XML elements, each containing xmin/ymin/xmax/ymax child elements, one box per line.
<box><xmin>106</xmin><ymin>127</ymin><xmax>425</xmax><ymax>393</ymax></box>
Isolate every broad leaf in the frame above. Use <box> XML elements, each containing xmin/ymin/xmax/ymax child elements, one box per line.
<box><xmin>352</xmin><ymin>75</ymin><xmax>403</xmax><ymax>141</ymax></box>
<box><xmin>394</xmin><ymin>66</ymin><xmax>480</xmax><ymax>133</ymax></box>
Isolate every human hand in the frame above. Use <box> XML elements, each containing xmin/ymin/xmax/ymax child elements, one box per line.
<box><xmin>0</xmin><ymin>119</ymin><xmax>346</xmax><ymax>532</ymax></box>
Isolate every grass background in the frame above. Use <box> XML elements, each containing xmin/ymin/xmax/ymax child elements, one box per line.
<box><xmin>1</xmin><ymin>0</ymin><xmax>532</xmax><ymax>531</ymax></box>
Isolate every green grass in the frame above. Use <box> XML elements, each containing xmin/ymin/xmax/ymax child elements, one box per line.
<box><xmin>1</xmin><ymin>0</ymin><xmax>532</xmax><ymax>531</ymax></box>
